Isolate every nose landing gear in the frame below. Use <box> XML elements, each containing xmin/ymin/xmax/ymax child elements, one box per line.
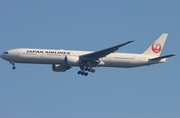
<box><xmin>10</xmin><ymin>62</ymin><xmax>16</xmax><ymax>70</ymax></box>
<box><xmin>12</xmin><ymin>66</ymin><xmax>16</xmax><ymax>70</ymax></box>
<box><xmin>77</xmin><ymin>67</ymin><xmax>96</xmax><ymax>76</ymax></box>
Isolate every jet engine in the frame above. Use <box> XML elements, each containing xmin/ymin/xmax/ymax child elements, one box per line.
<box><xmin>52</xmin><ymin>64</ymin><xmax>71</xmax><ymax>72</ymax></box>
<box><xmin>52</xmin><ymin>56</ymin><xmax>79</xmax><ymax>72</ymax></box>
<box><xmin>65</xmin><ymin>56</ymin><xmax>80</xmax><ymax>66</ymax></box>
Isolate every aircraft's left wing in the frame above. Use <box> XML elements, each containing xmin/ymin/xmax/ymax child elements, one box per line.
<box><xmin>80</xmin><ymin>40</ymin><xmax>134</xmax><ymax>61</ymax></box>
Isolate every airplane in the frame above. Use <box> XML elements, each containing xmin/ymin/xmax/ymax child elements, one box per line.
<box><xmin>1</xmin><ymin>33</ymin><xmax>175</xmax><ymax>76</ymax></box>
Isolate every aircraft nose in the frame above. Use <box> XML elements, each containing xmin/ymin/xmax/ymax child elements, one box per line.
<box><xmin>1</xmin><ymin>53</ymin><xmax>7</xmax><ymax>60</ymax></box>
<box><xmin>1</xmin><ymin>52</ymin><xmax>9</xmax><ymax>60</ymax></box>
<box><xmin>0</xmin><ymin>54</ymin><xmax>4</xmax><ymax>59</ymax></box>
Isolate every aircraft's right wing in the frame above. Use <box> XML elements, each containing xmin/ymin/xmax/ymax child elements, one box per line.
<box><xmin>79</xmin><ymin>40</ymin><xmax>134</xmax><ymax>61</ymax></box>
<box><xmin>149</xmin><ymin>54</ymin><xmax>176</xmax><ymax>61</ymax></box>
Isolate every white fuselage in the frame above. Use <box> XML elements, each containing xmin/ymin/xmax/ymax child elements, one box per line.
<box><xmin>1</xmin><ymin>48</ymin><xmax>167</xmax><ymax>68</ymax></box>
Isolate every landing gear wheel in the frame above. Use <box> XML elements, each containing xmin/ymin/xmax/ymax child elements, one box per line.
<box><xmin>85</xmin><ymin>68</ymin><xmax>88</xmax><ymax>71</ymax></box>
<box><xmin>91</xmin><ymin>69</ymin><xmax>95</xmax><ymax>73</ymax></box>
<box><xmin>81</xmin><ymin>72</ymin><xmax>84</xmax><ymax>75</ymax></box>
<box><xmin>78</xmin><ymin>67</ymin><xmax>95</xmax><ymax>76</ymax></box>
<box><xmin>77</xmin><ymin>71</ymin><xmax>88</xmax><ymax>76</ymax></box>
<box><xmin>12</xmin><ymin>66</ymin><xmax>16</xmax><ymax>70</ymax></box>
<box><xmin>84</xmin><ymin>72</ymin><xmax>88</xmax><ymax>76</ymax></box>
<box><xmin>78</xmin><ymin>71</ymin><xmax>81</xmax><ymax>75</ymax></box>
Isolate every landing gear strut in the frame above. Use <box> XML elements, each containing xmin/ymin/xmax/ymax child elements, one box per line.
<box><xmin>77</xmin><ymin>67</ymin><xmax>95</xmax><ymax>76</ymax></box>
<box><xmin>10</xmin><ymin>62</ymin><xmax>16</xmax><ymax>70</ymax></box>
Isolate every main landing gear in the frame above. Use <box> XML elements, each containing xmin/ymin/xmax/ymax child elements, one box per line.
<box><xmin>77</xmin><ymin>67</ymin><xmax>95</xmax><ymax>76</ymax></box>
<box><xmin>10</xmin><ymin>62</ymin><xmax>16</xmax><ymax>70</ymax></box>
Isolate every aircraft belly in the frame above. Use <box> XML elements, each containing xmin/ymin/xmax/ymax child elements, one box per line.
<box><xmin>101</xmin><ymin>58</ymin><xmax>139</xmax><ymax>68</ymax></box>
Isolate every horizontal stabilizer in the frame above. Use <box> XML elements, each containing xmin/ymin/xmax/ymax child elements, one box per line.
<box><xmin>149</xmin><ymin>54</ymin><xmax>176</xmax><ymax>61</ymax></box>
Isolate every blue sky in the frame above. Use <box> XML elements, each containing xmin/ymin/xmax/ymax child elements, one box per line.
<box><xmin>0</xmin><ymin>0</ymin><xmax>179</xmax><ymax>118</ymax></box>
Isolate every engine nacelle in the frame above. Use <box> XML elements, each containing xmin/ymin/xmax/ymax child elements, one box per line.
<box><xmin>52</xmin><ymin>64</ymin><xmax>70</xmax><ymax>72</ymax></box>
<box><xmin>66</xmin><ymin>56</ymin><xmax>80</xmax><ymax>66</ymax></box>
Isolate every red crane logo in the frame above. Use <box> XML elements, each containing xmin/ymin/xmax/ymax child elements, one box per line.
<box><xmin>152</xmin><ymin>43</ymin><xmax>161</xmax><ymax>53</ymax></box>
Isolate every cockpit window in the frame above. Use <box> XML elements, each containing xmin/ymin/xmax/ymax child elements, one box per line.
<box><xmin>3</xmin><ymin>52</ymin><xmax>9</xmax><ymax>54</ymax></box>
